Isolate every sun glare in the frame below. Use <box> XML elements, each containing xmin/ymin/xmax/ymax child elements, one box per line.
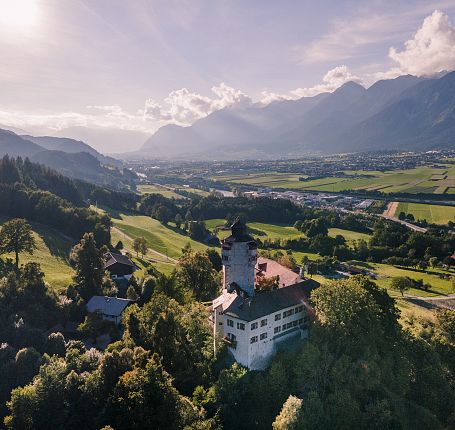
<box><xmin>0</xmin><ymin>0</ymin><xmax>38</xmax><ymax>29</ymax></box>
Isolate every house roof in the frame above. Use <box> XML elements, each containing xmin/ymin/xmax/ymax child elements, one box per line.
<box><xmin>256</xmin><ymin>257</ymin><xmax>302</xmax><ymax>287</ymax></box>
<box><xmin>221</xmin><ymin>279</ymin><xmax>319</xmax><ymax>322</ymax></box>
<box><xmin>104</xmin><ymin>252</ymin><xmax>137</xmax><ymax>270</ymax></box>
<box><xmin>86</xmin><ymin>296</ymin><xmax>132</xmax><ymax>317</ymax></box>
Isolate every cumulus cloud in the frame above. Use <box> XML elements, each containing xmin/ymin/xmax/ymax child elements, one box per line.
<box><xmin>260</xmin><ymin>65</ymin><xmax>361</xmax><ymax>104</ymax></box>
<box><xmin>142</xmin><ymin>83</ymin><xmax>252</xmax><ymax>125</ymax></box>
<box><xmin>388</xmin><ymin>10</ymin><xmax>455</xmax><ymax>76</ymax></box>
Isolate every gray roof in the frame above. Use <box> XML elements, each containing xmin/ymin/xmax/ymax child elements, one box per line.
<box><xmin>86</xmin><ymin>296</ymin><xmax>132</xmax><ymax>317</ymax></box>
<box><xmin>104</xmin><ymin>252</ymin><xmax>137</xmax><ymax>270</ymax></box>
<box><xmin>223</xmin><ymin>279</ymin><xmax>319</xmax><ymax>322</ymax></box>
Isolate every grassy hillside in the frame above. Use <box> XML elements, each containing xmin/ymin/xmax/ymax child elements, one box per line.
<box><xmin>328</xmin><ymin>228</ymin><xmax>371</xmax><ymax>243</ymax></box>
<box><xmin>394</xmin><ymin>202</ymin><xmax>455</xmax><ymax>224</ymax></box>
<box><xmin>111</xmin><ymin>212</ymin><xmax>210</xmax><ymax>259</ymax></box>
<box><xmin>0</xmin><ymin>218</ymin><xmax>74</xmax><ymax>291</ymax></box>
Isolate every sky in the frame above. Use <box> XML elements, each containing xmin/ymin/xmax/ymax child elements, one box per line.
<box><xmin>1</xmin><ymin>0</ymin><xmax>455</xmax><ymax>152</ymax></box>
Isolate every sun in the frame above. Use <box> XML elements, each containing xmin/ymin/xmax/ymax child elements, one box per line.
<box><xmin>0</xmin><ymin>0</ymin><xmax>38</xmax><ymax>29</ymax></box>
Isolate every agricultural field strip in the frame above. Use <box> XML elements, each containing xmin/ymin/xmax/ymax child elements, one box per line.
<box><xmin>212</xmin><ymin>166</ymin><xmax>455</xmax><ymax>194</ymax></box>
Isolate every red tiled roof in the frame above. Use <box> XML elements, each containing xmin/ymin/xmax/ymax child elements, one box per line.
<box><xmin>255</xmin><ymin>257</ymin><xmax>302</xmax><ymax>288</ymax></box>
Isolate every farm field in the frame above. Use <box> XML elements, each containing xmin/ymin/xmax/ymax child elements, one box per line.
<box><xmin>137</xmin><ymin>184</ymin><xmax>183</xmax><ymax>199</ymax></box>
<box><xmin>0</xmin><ymin>218</ymin><xmax>74</xmax><ymax>291</ymax></box>
<box><xmin>212</xmin><ymin>166</ymin><xmax>455</xmax><ymax>195</ymax></box>
<box><xmin>394</xmin><ymin>202</ymin><xmax>455</xmax><ymax>224</ymax></box>
<box><xmin>138</xmin><ymin>184</ymin><xmax>211</xmax><ymax>199</ymax></box>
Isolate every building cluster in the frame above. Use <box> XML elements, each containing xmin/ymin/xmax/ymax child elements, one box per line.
<box><xmin>243</xmin><ymin>189</ymin><xmax>373</xmax><ymax>211</ymax></box>
<box><xmin>211</xmin><ymin>220</ymin><xmax>318</xmax><ymax>370</ymax></box>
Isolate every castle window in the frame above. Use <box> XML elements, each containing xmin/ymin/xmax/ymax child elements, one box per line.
<box><xmin>237</xmin><ymin>322</ymin><xmax>245</xmax><ymax>330</ymax></box>
<box><xmin>294</xmin><ymin>307</ymin><xmax>299</xmax><ymax>313</ymax></box>
<box><xmin>227</xmin><ymin>333</ymin><xmax>236</xmax><ymax>342</ymax></box>
<box><xmin>250</xmin><ymin>336</ymin><xmax>258</xmax><ymax>344</ymax></box>
<box><xmin>298</xmin><ymin>305</ymin><xmax>304</xmax><ymax>312</ymax></box>
<box><xmin>274</xmin><ymin>326</ymin><xmax>281</xmax><ymax>334</ymax></box>
<box><xmin>251</xmin><ymin>322</ymin><xmax>258</xmax><ymax>330</ymax></box>
<box><xmin>260</xmin><ymin>332</ymin><xmax>267</xmax><ymax>340</ymax></box>
<box><xmin>292</xmin><ymin>320</ymin><xmax>298</xmax><ymax>327</ymax></box>
<box><xmin>274</xmin><ymin>314</ymin><xmax>281</xmax><ymax>321</ymax></box>
<box><xmin>222</xmin><ymin>255</ymin><xmax>229</xmax><ymax>261</ymax></box>
<box><xmin>260</xmin><ymin>318</ymin><xmax>267</xmax><ymax>327</ymax></box>
<box><xmin>298</xmin><ymin>319</ymin><xmax>303</xmax><ymax>325</ymax></box>
<box><xmin>227</xmin><ymin>319</ymin><xmax>234</xmax><ymax>327</ymax></box>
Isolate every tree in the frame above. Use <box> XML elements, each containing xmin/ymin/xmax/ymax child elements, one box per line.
<box><xmin>0</xmin><ymin>219</ymin><xmax>36</xmax><ymax>268</ymax></box>
<box><xmin>70</xmin><ymin>233</ymin><xmax>104</xmax><ymax>300</ymax></box>
<box><xmin>114</xmin><ymin>240</ymin><xmax>124</xmax><ymax>251</ymax></box>
<box><xmin>206</xmin><ymin>248</ymin><xmax>222</xmax><ymax>272</ymax></box>
<box><xmin>126</xmin><ymin>285</ymin><xmax>139</xmax><ymax>301</ymax></box>
<box><xmin>398</xmin><ymin>211</ymin><xmax>406</xmax><ymax>220</ymax></box>
<box><xmin>273</xmin><ymin>395</ymin><xmax>303</xmax><ymax>430</ymax></box>
<box><xmin>175</xmin><ymin>251</ymin><xmax>219</xmax><ymax>301</ymax></box>
<box><xmin>78</xmin><ymin>311</ymin><xmax>114</xmax><ymax>342</ymax></box>
<box><xmin>133</xmin><ymin>237</ymin><xmax>147</xmax><ymax>258</ymax></box>
<box><xmin>390</xmin><ymin>276</ymin><xmax>412</xmax><ymax>297</ymax></box>
<box><xmin>174</xmin><ymin>214</ymin><xmax>183</xmax><ymax>229</ymax></box>
<box><xmin>153</xmin><ymin>205</ymin><xmax>172</xmax><ymax>225</ymax></box>
<box><xmin>429</xmin><ymin>256</ymin><xmax>438</xmax><ymax>268</ymax></box>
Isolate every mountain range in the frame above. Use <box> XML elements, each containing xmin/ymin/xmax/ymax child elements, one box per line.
<box><xmin>0</xmin><ymin>130</ymin><xmax>134</xmax><ymax>189</ymax></box>
<box><xmin>132</xmin><ymin>71</ymin><xmax>455</xmax><ymax>160</ymax></box>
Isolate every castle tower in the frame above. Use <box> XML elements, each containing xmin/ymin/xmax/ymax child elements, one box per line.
<box><xmin>221</xmin><ymin>219</ymin><xmax>257</xmax><ymax>297</ymax></box>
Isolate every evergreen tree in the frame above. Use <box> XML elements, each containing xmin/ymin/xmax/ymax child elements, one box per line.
<box><xmin>70</xmin><ymin>233</ymin><xmax>103</xmax><ymax>300</ymax></box>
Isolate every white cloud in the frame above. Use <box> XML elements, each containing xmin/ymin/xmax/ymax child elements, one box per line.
<box><xmin>142</xmin><ymin>83</ymin><xmax>252</xmax><ymax>125</ymax></box>
<box><xmin>0</xmin><ymin>83</ymin><xmax>253</xmax><ymax>135</ymax></box>
<box><xmin>388</xmin><ymin>10</ymin><xmax>455</xmax><ymax>76</ymax></box>
<box><xmin>260</xmin><ymin>65</ymin><xmax>361</xmax><ymax>104</ymax></box>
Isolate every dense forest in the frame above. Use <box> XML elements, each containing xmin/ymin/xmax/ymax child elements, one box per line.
<box><xmin>0</xmin><ymin>156</ymin><xmax>141</xmax><ymax>244</ymax></box>
<box><xmin>0</xmin><ymin>247</ymin><xmax>454</xmax><ymax>429</ymax></box>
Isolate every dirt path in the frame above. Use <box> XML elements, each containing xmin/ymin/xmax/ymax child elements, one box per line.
<box><xmin>112</xmin><ymin>226</ymin><xmax>177</xmax><ymax>264</ymax></box>
<box><xmin>383</xmin><ymin>201</ymin><xmax>398</xmax><ymax>217</ymax></box>
<box><xmin>405</xmin><ymin>294</ymin><xmax>455</xmax><ymax>310</ymax></box>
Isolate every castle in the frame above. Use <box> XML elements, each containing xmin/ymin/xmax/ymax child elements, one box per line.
<box><xmin>212</xmin><ymin>219</ymin><xmax>318</xmax><ymax>370</ymax></box>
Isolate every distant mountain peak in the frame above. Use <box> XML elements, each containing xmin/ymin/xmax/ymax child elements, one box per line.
<box><xmin>124</xmin><ymin>72</ymin><xmax>452</xmax><ymax>160</ymax></box>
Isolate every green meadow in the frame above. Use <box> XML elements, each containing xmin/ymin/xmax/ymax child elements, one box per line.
<box><xmin>0</xmin><ymin>218</ymin><xmax>74</xmax><ymax>291</ymax></box>
<box><xmin>394</xmin><ymin>202</ymin><xmax>455</xmax><ymax>224</ymax></box>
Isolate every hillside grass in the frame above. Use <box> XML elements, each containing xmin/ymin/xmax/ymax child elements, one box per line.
<box><xmin>394</xmin><ymin>202</ymin><xmax>455</xmax><ymax>224</ymax></box>
<box><xmin>0</xmin><ymin>218</ymin><xmax>74</xmax><ymax>291</ymax></box>
<box><xmin>328</xmin><ymin>228</ymin><xmax>371</xmax><ymax>243</ymax></box>
<box><xmin>112</xmin><ymin>213</ymin><xmax>210</xmax><ymax>259</ymax></box>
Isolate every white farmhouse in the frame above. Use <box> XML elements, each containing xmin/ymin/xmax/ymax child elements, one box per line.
<box><xmin>212</xmin><ymin>220</ymin><xmax>318</xmax><ymax>370</ymax></box>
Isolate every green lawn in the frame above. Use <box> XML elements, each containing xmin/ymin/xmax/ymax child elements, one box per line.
<box><xmin>328</xmin><ymin>228</ymin><xmax>371</xmax><ymax>243</ymax></box>
<box><xmin>394</xmin><ymin>202</ymin><xmax>455</xmax><ymax>224</ymax></box>
<box><xmin>345</xmin><ymin>261</ymin><xmax>454</xmax><ymax>298</ymax></box>
<box><xmin>0</xmin><ymin>219</ymin><xmax>74</xmax><ymax>291</ymax></box>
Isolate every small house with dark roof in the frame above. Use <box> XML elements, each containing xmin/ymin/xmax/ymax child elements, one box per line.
<box><xmin>86</xmin><ymin>296</ymin><xmax>132</xmax><ymax>325</ymax></box>
<box><xmin>212</xmin><ymin>219</ymin><xmax>319</xmax><ymax>370</ymax></box>
<box><xmin>104</xmin><ymin>252</ymin><xmax>137</xmax><ymax>281</ymax></box>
